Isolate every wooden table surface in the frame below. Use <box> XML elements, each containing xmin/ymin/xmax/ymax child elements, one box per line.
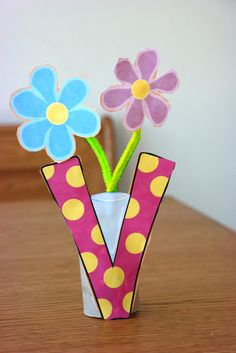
<box><xmin>1</xmin><ymin>198</ymin><xmax>236</xmax><ymax>353</ymax></box>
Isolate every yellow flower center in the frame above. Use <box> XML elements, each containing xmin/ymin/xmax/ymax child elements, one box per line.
<box><xmin>46</xmin><ymin>102</ymin><xmax>69</xmax><ymax>125</ymax></box>
<box><xmin>131</xmin><ymin>79</ymin><xmax>150</xmax><ymax>100</ymax></box>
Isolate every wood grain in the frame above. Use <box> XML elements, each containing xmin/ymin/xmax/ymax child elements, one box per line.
<box><xmin>0</xmin><ymin>117</ymin><xmax>115</xmax><ymax>201</ymax></box>
<box><xmin>1</xmin><ymin>198</ymin><xmax>236</xmax><ymax>353</ymax></box>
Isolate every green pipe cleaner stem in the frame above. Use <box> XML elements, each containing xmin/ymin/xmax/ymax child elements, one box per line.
<box><xmin>107</xmin><ymin>129</ymin><xmax>141</xmax><ymax>192</ymax></box>
<box><xmin>86</xmin><ymin>137</ymin><xmax>112</xmax><ymax>190</ymax></box>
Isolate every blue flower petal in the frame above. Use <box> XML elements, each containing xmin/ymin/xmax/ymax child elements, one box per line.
<box><xmin>10</xmin><ymin>90</ymin><xmax>47</xmax><ymax>119</ymax></box>
<box><xmin>30</xmin><ymin>66</ymin><xmax>57</xmax><ymax>104</ymax></box>
<box><xmin>59</xmin><ymin>79</ymin><xmax>87</xmax><ymax>110</ymax></box>
<box><xmin>18</xmin><ymin>119</ymin><xmax>51</xmax><ymax>151</ymax></box>
<box><xmin>67</xmin><ymin>108</ymin><xmax>100</xmax><ymax>137</ymax></box>
<box><xmin>47</xmin><ymin>125</ymin><xmax>75</xmax><ymax>161</ymax></box>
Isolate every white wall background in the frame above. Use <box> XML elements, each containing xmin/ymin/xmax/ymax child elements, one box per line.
<box><xmin>1</xmin><ymin>0</ymin><xmax>236</xmax><ymax>230</ymax></box>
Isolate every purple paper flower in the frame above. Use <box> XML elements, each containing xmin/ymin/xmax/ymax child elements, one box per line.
<box><xmin>100</xmin><ymin>49</ymin><xmax>179</xmax><ymax>131</ymax></box>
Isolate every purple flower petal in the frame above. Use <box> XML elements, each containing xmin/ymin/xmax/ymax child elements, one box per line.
<box><xmin>135</xmin><ymin>49</ymin><xmax>159</xmax><ymax>81</ymax></box>
<box><xmin>101</xmin><ymin>86</ymin><xmax>132</xmax><ymax>111</ymax></box>
<box><xmin>123</xmin><ymin>99</ymin><xmax>144</xmax><ymax>131</ymax></box>
<box><xmin>150</xmin><ymin>70</ymin><xmax>179</xmax><ymax>93</ymax></box>
<box><xmin>144</xmin><ymin>94</ymin><xmax>170</xmax><ymax>127</ymax></box>
<box><xmin>115</xmin><ymin>59</ymin><xmax>138</xmax><ymax>84</ymax></box>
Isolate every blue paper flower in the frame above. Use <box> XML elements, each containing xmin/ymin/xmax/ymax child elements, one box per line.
<box><xmin>10</xmin><ymin>66</ymin><xmax>100</xmax><ymax>161</ymax></box>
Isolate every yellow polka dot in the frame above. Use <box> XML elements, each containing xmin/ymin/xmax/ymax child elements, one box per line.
<box><xmin>150</xmin><ymin>176</ymin><xmax>169</xmax><ymax>197</ymax></box>
<box><xmin>66</xmin><ymin>165</ymin><xmax>85</xmax><ymax>188</ymax></box>
<box><xmin>104</xmin><ymin>267</ymin><xmax>125</xmax><ymax>288</ymax></box>
<box><xmin>91</xmin><ymin>225</ymin><xmax>104</xmax><ymax>245</ymax></box>
<box><xmin>125</xmin><ymin>198</ymin><xmax>140</xmax><ymax>219</ymax></box>
<box><xmin>62</xmin><ymin>199</ymin><xmax>84</xmax><ymax>221</ymax></box>
<box><xmin>138</xmin><ymin>154</ymin><xmax>159</xmax><ymax>173</ymax></box>
<box><xmin>122</xmin><ymin>292</ymin><xmax>133</xmax><ymax>313</ymax></box>
<box><xmin>43</xmin><ymin>165</ymin><xmax>55</xmax><ymax>180</ymax></box>
<box><xmin>125</xmin><ymin>233</ymin><xmax>146</xmax><ymax>254</ymax></box>
<box><xmin>81</xmin><ymin>252</ymin><xmax>98</xmax><ymax>273</ymax></box>
<box><xmin>98</xmin><ymin>298</ymin><xmax>112</xmax><ymax>319</ymax></box>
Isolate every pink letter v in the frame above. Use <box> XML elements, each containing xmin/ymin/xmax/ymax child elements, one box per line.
<box><xmin>41</xmin><ymin>153</ymin><xmax>175</xmax><ymax>320</ymax></box>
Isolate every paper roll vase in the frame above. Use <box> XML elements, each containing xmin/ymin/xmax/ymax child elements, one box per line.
<box><xmin>41</xmin><ymin>152</ymin><xmax>175</xmax><ymax>320</ymax></box>
<box><xmin>80</xmin><ymin>192</ymin><xmax>140</xmax><ymax>317</ymax></box>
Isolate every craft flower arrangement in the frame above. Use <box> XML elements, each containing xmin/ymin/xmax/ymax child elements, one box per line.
<box><xmin>10</xmin><ymin>49</ymin><xmax>179</xmax><ymax>320</ymax></box>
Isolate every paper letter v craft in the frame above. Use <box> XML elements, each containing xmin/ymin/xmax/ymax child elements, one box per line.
<box><xmin>41</xmin><ymin>153</ymin><xmax>175</xmax><ymax>320</ymax></box>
